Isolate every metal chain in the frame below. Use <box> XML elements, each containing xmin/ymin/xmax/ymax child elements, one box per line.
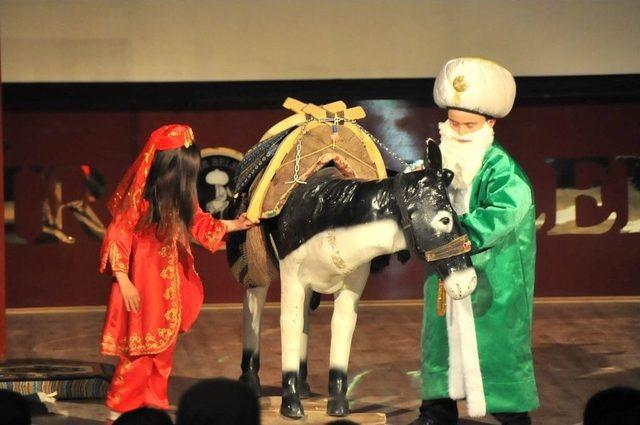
<box><xmin>286</xmin><ymin>120</ymin><xmax>311</xmax><ymax>184</ymax></box>
<box><xmin>352</xmin><ymin>123</ymin><xmax>411</xmax><ymax>169</ymax></box>
<box><xmin>315</xmin><ymin>117</ymin><xmax>411</xmax><ymax>168</ymax></box>
<box><xmin>285</xmin><ymin>116</ymin><xmax>413</xmax><ymax>185</ymax></box>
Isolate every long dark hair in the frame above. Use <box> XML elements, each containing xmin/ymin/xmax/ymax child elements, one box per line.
<box><xmin>139</xmin><ymin>143</ymin><xmax>201</xmax><ymax>243</ymax></box>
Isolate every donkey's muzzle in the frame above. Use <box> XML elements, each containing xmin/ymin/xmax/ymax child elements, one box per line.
<box><xmin>444</xmin><ymin>267</ymin><xmax>478</xmax><ymax>300</ymax></box>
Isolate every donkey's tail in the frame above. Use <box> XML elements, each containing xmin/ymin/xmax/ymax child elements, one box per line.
<box><xmin>227</xmin><ymin>224</ymin><xmax>279</xmax><ymax>289</ymax></box>
<box><xmin>226</xmin><ymin>194</ymin><xmax>279</xmax><ymax>289</ymax></box>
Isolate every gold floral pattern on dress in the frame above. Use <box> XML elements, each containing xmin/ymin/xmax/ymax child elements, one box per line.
<box><xmin>100</xmin><ymin>242</ymin><xmax>128</xmax><ymax>273</ymax></box>
<box><xmin>202</xmin><ymin>222</ymin><xmax>226</xmax><ymax>251</ymax></box>
<box><xmin>100</xmin><ymin>241</ymin><xmax>181</xmax><ymax>357</ymax></box>
<box><xmin>101</xmin><ymin>334</ymin><xmax>116</xmax><ymax>352</ymax></box>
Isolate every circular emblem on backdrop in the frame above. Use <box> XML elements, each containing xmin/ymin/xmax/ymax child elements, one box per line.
<box><xmin>197</xmin><ymin>147</ymin><xmax>243</xmax><ymax>220</ymax></box>
<box><xmin>452</xmin><ymin>75</ymin><xmax>469</xmax><ymax>92</ymax></box>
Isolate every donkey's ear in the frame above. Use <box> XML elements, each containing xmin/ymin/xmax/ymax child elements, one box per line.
<box><xmin>442</xmin><ymin>168</ymin><xmax>454</xmax><ymax>187</ymax></box>
<box><xmin>424</xmin><ymin>138</ymin><xmax>442</xmax><ymax>171</ymax></box>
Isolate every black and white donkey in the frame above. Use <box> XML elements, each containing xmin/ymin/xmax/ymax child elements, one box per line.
<box><xmin>231</xmin><ymin>140</ymin><xmax>477</xmax><ymax>419</ymax></box>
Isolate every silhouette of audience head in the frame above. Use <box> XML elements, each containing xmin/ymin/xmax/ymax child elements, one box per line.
<box><xmin>583</xmin><ymin>386</ymin><xmax>640</xmax><ymax>425</ymax></box>
<box><xmin>113</xmin><ymin>407</ymin><xmax>173</xmax><ymax>425</ymax></box>
<box><xmin>0</xmin><ymin>389</ymin><xmax>31</xmax><ymax>425</ymax></box>
<box><xmin>176</xmin><ymin>378</ymin><xmax>259</xmax><ymax>425</ymax></box>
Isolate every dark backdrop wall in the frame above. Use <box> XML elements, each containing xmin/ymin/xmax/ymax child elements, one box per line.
<box><xmin>3</xmin><ymin>76</ymin><xmax>640</xmax><ymax>308</ymax></box>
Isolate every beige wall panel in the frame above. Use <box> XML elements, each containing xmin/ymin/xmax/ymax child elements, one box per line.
<box><xmin>1</xmin><ymin>0</ymin><xmax>639</xmax><ymax>82</ymax></box>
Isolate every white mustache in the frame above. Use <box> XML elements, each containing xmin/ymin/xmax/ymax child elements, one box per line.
<box><xmin>453</xmin><ymin>135</ymin><xmax>474</xmax><ymax>142</ymax></box>
<box><xmin>439</xmin><ymin>120</ymin><xmax>493</xmax><ymax>143</ymax></box>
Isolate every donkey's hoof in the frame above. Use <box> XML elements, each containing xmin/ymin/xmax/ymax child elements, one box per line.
<box><xmin>280</xmin><ymin>395</ymin><xmax>305</xmax><ymax>419</ymax></box>
<box><xmin>239</xmin><ymin>372</ymin><xmax>262</xmax><ymax>398</ymax></box>
<box><xmin>298</xmin><ymin>379</ymin><xmax>312</xmax><ymax>399</ymax></box>
<box><xmin>327</xmin><ymin>396</ymin><xmax>350</xmax><ymax>417</ymax></box>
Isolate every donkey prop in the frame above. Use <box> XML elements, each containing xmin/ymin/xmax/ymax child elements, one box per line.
<box><xmin>228</xmin><ymin>140</ymin><xmax>477</xmax><ymax>419</ymax></box>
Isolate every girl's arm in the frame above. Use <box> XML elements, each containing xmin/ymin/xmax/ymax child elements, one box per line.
<box><xmin>190</xmin><ymin>208</ymin><xmax>257</xmax><ymax>253</ymax></box>
<box><xmin>99</xmin><ymin>215</ymin><xmax>134</xmax><ymax>275</ymax></box>
<box><xmin>220</xmin><ymin>213</ymin><xmax>257</xmax><ymax>232</ymax></box>
<box><xmin>100</xmin><ymin>216</ymin><xmax>140</xmax><ymax>312</ymax></box>
<box><xmin>114</xmin><ymin>271</ymin><xmax>140</xmax><ymax>313</ymax></box>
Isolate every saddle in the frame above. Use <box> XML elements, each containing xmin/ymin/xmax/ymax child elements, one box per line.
<box><xmin>235</xmin><ymin>98</ymin><xmax>388</xmax><ymax>221</ymax></box>
<box><xmin>229</xmin><ymin>98</ymin><xmax>388</xmax><ymax>289</ymax></box>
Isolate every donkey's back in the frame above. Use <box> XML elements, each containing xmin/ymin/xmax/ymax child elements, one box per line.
<box><xmin>273</xmin><ymin>167</ymin><xmax>397</xmax><ymax>260</ymax></box>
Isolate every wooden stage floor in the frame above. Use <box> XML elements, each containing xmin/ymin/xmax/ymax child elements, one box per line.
<box><xmin>5</xmin><ymin>300</ymin><xmax>640</xmax><ymax>424</ymax></box>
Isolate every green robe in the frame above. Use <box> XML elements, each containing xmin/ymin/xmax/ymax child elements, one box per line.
<box><xmin>421</xmin><ymin>142</ymin><xmax>539</xmax><ymax>414</ymax></box>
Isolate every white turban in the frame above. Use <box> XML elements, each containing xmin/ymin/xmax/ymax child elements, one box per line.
<box><xmin>433</xmin><ymin>57</ymin><xmax>516</xmax><ymax>118</ymax></box>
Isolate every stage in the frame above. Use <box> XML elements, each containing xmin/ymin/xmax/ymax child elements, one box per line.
<box><xmin>5</xmin><ymin>299</ymin><xmax>640</xmax><ymax>425</ymax></box>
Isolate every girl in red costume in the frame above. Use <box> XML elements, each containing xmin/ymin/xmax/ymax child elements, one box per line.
<box><xmin>98</xmin><ymin>124</ymin><xmax>255</xmax><ymax>417</ymax></box>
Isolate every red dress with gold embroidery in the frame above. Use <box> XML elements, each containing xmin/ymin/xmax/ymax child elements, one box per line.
<box><xmin>99</xmin><ymin>202</ymin><xmax>226</xmax><ymax>357</ymax></box>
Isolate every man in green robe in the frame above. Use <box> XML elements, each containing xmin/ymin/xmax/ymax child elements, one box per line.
<box><xmin>413</xmin><ymin>58</ymin><xmax>538</xmax><ymax>425</ymax></box>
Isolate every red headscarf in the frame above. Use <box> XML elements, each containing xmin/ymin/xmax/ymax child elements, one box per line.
<box><xmin>107</xmin><ymin>124</ymin><xmax>195</xmax><ymax>228</ymax></box>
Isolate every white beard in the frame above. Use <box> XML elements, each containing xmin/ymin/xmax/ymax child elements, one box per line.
<box><xmin>438</xmin><ymin>120</ymin><xmax>494</xmax><ymax>214</ymax></box>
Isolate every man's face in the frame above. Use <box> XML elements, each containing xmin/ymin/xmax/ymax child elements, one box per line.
<box><xmin>447</xmin><ymin>109</ymin><xmax>495</xmax><ymax>137</ymax></box>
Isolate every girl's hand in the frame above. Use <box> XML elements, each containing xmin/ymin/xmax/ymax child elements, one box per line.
<box><xmin>222</xmin><ymin>213</ymin><xmax>259</xmax><ymax>232</ymax></box>
<box><xmin>115</xmin><ymin>272</ymin><xmax>140</xmax><ymax>313</ymax></box>
<box><xmin>119</xmin><ymin>280</ymin><xmax>140</xmax><ymax>313</ymax></box>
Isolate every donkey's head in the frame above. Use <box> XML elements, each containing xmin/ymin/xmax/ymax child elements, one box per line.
<box><xmin>395</xmin><ymin>140</ymin><xmax>476</xmax><ymax>299</ymax></box>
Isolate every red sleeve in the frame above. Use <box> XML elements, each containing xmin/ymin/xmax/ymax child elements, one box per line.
<box><xmin>99</xmin><ymin>215</ymin><xmax>134</xmax><ymax>275</ymax></box>
<box><xmin>190</xmin><ymin>207</ymin><xmax>228</xmax><ymax>253</ymax></box>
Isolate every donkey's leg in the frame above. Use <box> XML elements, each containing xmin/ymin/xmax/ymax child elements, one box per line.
<box><xmin>239</xmin><ymin>285</ymin><xmax>268</xmax><ymax>397</ymax></box>
<box><xmin>280</xmin><ymin>262</ymin><xmax>307</xmax><ymax>418</ymax></box>
<box><xmin>298</xmin><ymin>285</ymin><xmax>313</xmax><ymax>399</ymax></box>
<box><xmin>327</xmin><ymin>264</ymin><xmax>369</xmax><ymax>417</ymax></box>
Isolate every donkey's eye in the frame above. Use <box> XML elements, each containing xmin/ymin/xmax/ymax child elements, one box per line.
<box><xmin>431</xmin><ymin>211</ymin><xmax>453</xmax><ymax>234</ymax></box>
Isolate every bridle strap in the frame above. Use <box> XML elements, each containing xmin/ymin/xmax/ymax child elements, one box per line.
<box><xmin>392</xmin><ymin>173</ymin><xmax>418</xmax><ymax>255</ymax></box>
<box><xmin>424</xmin><ymin>234</ymin><xmax>472</xmax><ymax>262</ymax></box>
